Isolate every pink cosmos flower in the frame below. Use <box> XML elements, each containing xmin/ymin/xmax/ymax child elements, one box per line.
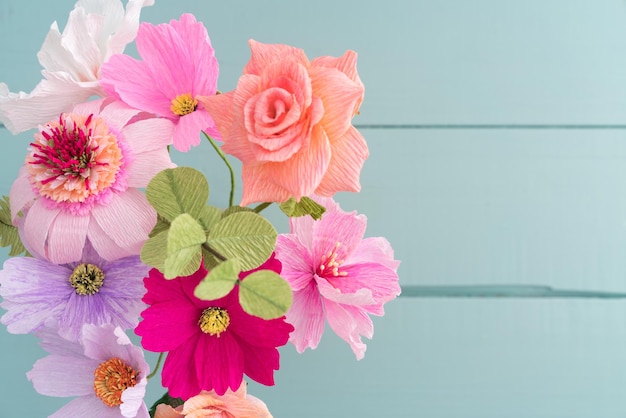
<box><xmin>101</xmin><ymin>13</ymin><xmax>220</xmax><ymax>152</ymax></box>
<box><xmin>0</xmin><ymin>0</ymin><xmax>154</xmax><ymax>134</ymax></box>
<box><xmin>199</xmin><ymin>40</ymin><xmax>369</xmax><ymax>206</ymax></box>
<box><xmin>275</xmin><ymin>196</ymin><xmax>401</xmax><ymax>360</ymax></box>
<box><xmin>135</xmin><ymin>255</ymin><xmax>294</xmax><ymax>399</ymax></box>
<box><xmin>27</xmin><ymin>324</ymin><xmax>150</xmax><ymax>418</ymax></box>
<box><xmin>9</xmin><ymin>97</ymin><xmax>175</xmax><ymax>264</ymax></box>
<box><xmin>154</xmin><ymin>382</ymin><xmax>272</xmax><ymax>418</ymax></box>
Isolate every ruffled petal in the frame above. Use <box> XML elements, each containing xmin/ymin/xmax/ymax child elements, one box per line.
<box><xmin>27</xmin><ymin>355</ymin><xmax>99</xmax><ymax>397</ymax></box>
<box><xmin>244</xmin><ymin>39</ymin><xmax>309</xmax><ymax>76</ymax></box>
<box><xmin>323</xmin><ymin>300</ymin><xmax>372</xmax><ymax>360</ymax></box>
<box><xmin>285</xmin><ymin>280</ymin><xmax>325</xmax><ymax>353</ymax></box>
<box><xmin>275</xmin><ymin>234</ymin><xmax>315</xmax><ymax>291</ymax></box>
<box><xmin>46</xmin><ymin>210</ymin><xmax>90</xmax><ymax>263</ymax></box>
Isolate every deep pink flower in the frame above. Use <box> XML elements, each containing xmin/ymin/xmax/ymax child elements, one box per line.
<box><xmin>275</xmin><ymin>196</ymin><xmax>401</xmax><ymax>360</ymax></box>
<box><xmin>9</xmin><ymin>98</ymin><xmax>175</xmax><ymax>264</ymax></box>
<box><xmin>101</xmin><ymin>13</ymin><xmax>220</xmax><ymax>152</ymax></box>
<box><xmin>135</xmin><ymin>255</ymin><xmax>294</xmax><ymax>399</ymax></box>
<box><xmin>199</xmin><ymin>40</ymin><xmax>368</xmax><ymax>205</ymax></box>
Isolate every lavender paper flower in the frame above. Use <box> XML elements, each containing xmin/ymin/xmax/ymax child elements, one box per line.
<box><xmin>27</xmin><ymin>324</ymin><xmax>150</xmax><ymax>418</ymax></box>
<box><xmin>0</xmin><ymin>243</ymin><xmax>148</xmax><ymax>341</ymax></box>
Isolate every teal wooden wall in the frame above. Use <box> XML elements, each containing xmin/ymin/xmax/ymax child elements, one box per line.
<box><xmin>2</xmin><ymin>1</ymin><xmax>626</xmax><ymax>416</ymax></box>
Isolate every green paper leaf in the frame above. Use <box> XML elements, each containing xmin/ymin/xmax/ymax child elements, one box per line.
<box><xmin>239</xmin><ymin>270</ymin><xmax>293</xmax><ymax>319</ymax></box>
<box><xmin>279</xmin><ymin>196</ymin><xmax>326</xmax><ymax>220</ymax></box>
<box><xmin>163</xmin><ymin>213</ymin><xmax>206</xmax><ymax>279</ymax></box>
<box><xmin>146</xmin><ymin>167</ymin><xmax>209</xmax><ymax>222</ymax></box>
<box><xmin>194</xmin><ymin>258</ymin><xmax>241</xmax><ymax>301</ymax></box>
<box><xmin>206</xmin><ymin>211</ymin><xmax>277</xmax><ymax>271</ymax></box>
<box><xmin>141</xmin><ymin>230</ymin><xmax>168</xmax><ymax>271</ymax></box>
<box><xmin>149</xmin><ymin>215</ymin><xmax>170</xmax><ymax>238</ymax></box>
<box><xmin>221</xmin><ymin>205</ymin><xmax>254</xmax><ymax>218</ymax></box>
<box><xmin>0</xmin><ymin>196</ymin><xmax>29</xmax><ymax>256</ymax></box>
<box><xmin>197</xmin><ymin>205</ymin><xmax>222</xmax><ymax>231</ymax></box>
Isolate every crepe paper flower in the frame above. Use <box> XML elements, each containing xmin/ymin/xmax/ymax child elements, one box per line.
<box><xmin>0</xmin><ymin>242</ymin><xmax>149</xmax><ymax>342</ymax></box>
<box><xmin>9</xmin><ymin>97</ymin><xmax>175</xmax><ymax>264</ymax></box>
<box><xmin>199</xmin><ymin>40</ymin><xmax>369</xmax><ymax>206</ymax></box>
<box><xmin>0</xmin><ymin>0</ymin><xmax>154</xmax><ymax>134</ymax></box>
<box><xmin>154</xmin><ymin>382</ymin><xmax>273</xmax><ymax>418</ymax></box>
<box><xmin>27</xmin><ymin>324</ymin><xmax>150</xmax><ymax>418</ymax></box>
<box><xmin>101</xmin><ymin>13</ymin><xmax>220</xmax><ymax>152</ymax></box>
<box><xmin>274</xmin><ymin>196</ymin><xmax>401</xmax><ymax>360</ymax></box>
<box><xmin>135</xmin><ymin>254</ymin><xmax>294</xmax><ymax>399</ymax></box>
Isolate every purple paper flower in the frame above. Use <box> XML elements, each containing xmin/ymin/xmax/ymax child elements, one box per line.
<box><xmin>27</xmin><ymin>324</ymin><xmax>150</xmax><ymax>418</ymax></box>
<box><xmin>275</xmin><ymin>196</ymin><xmax>401</xmax><ymax>360</ymax></box>
<box><xmin>0</xmin><ymin>243</ymin><xmax>148</xmax><ymax>341</ymax></box>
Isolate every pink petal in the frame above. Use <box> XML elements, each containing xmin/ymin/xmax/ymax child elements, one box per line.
<box><xmin>324</xmin><ymin>300</ymin><xmax>373</xmax><ymax>360</ymax></box>
<box><xmin>101</xmin><ymin>54</ymin><xmax>171</xmax><ymax>116</ymax></box>
<box><xmin>349</xmin><ymin>236</ymin><xmax>401</xmax><ymax>272</ymax></box>
<box><xmin>309</xmin><ymin>65</ymin><xmax>363</xmax><ymax>140</ymax></box>
<box><xmin>244</xmin><ymin>40</ymin><xmax>309</xmax><ymax>76</ymax></box>
<box><xmin>315</xmin><ymin>126</ymin><xmax>368</xmax><ymax>196</ymax></box>
<box><xmin>135</xmin><ymin>300</ymin><xmax>200</xmax><ymax>352</ymax></box>
<box><xmin>46</xmin><ymin>210</ymin><xmax>90</xmax><ymax>263</ymax></box>
<box><xmin>328</xmin><ymin>262</ymin><xmax>400</xmax><ymax>305</ymax></box>
<box><xmin>172</xmin><ymin>110</ymin><xmax>213</xmax><ymax>152</ymax></box>
<box><xmin>106</xmin><ymin>0</ymin><xmax>156</xmax><ymax>56</ymax></box>
<box><xmin>286</xmin><ymin>280</ymin><xmax>325</xmax><ymax>353</ymax></box>
<box><xmin>197</xmin><ymin>91</ymin><xmax>235</xmax><ymax>140</ymax></box>
<box><xmin>21</xmin><ymin>199</ymin><xmax>60</xmax><ymax>261</ymax></box>
<box><xmin>275</xmin><ymin>234</ymin><xmax>315</xmax><ymax>291</ymax></box>
<box><xmin>9</xmin><ymin>166</ymin><xmax>36</xmax><ymax>221</ymax></box>
<box><xmin>161</xmin><ymin>334</ymin><xmax>202</xmax><ymax>400</ymax></box>
<box><xmin>238</xmin><ymin>164</ymin><xmax>292</xmax><ymax>206</ymax></box>
<box><xmin>98</xmin><ymin>99</ymin><xmax>143</xmax><ymax>133</ymax></box>
<box><xmin>90</xmin><ymin>190</ymin><xmax>156</xmax><ymax>257</ymax></box>
<box><xmin>311</xmin><ymin>50</ymin><xmax>364</xmax><ymax>115</ymax></box>
<box><xmin>240</xmin><ymin>345</ymin><xmax>279</xmax><ymax>387</ymax></box>
<box><xmin>123</xmin><ymin>117</ymin><xmax>175</xmax><ymax>154</ymax></box>
<box><xmin>195</xmin><ymin>333</ymin><xmax>245</xmax><ymax>395</ymax></box>
<box><xmin>311</xmin><ymin>208</ymin><xmax>367</xmax><ymax>266</ymax></box>
<box><xmin>87</xmin><ymin>216</ymin><xmax>134</xmax><ymax>260</ymax></box>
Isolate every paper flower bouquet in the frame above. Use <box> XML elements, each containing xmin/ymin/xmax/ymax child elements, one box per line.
<box><xmin>0</xmin><ymin>0</ymin><xmax>401</xmax><ymax>416</ymax></box>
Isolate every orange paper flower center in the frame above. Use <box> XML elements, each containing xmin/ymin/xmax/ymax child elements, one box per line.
<box><xmin>171</xmin><ymin>93</ymin><xmax>198</xmax><ymax>116</ymax></box>
<box><xmin>198</xmin><ymin>307</ymin><xmax>230</xmax><ymax>337</ymax></box>
<box><xmin>94</xmin><ymin>357</ymin><xmax>139</xmax><ymax>407</ymax></box>
<box><xmin>27</xmin><ymin>113</ymin><xmax>123</xmax><ymax>203</ymax></box>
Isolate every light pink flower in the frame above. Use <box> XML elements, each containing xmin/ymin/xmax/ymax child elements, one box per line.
<box><xmin>199</xmin><ymin>40</ymin><xmax>369</xmax><ymax>206</ymax></box>
<box><xmin>275</xmin><ymin>196</ymin><xmax>401</xmax><ymax>360</ymax></box>
<box><xmin>10</xmin><ymin>98</ymin><xmax>175</xmax><ymax>264</ymax></box>
<box><xmin>101</xmin><ymin>13</ymin><xmax>220</xmax><ymax>152</ymax></box>
<box><xmin>154</xmin><ymin>382</ymin><xmax>272</xmax><ymax>418</ymax></box>
<box><xmin>0</xmin><ymin>0</ymin><xmax>154</xmax><ymax>134</ymax></box>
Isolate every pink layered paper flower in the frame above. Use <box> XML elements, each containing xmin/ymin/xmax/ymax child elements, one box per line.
<box><xmin>275</xmin><ymin>196</ymin><xmax>401</xmax><ymax>360</ymax></box>
<box><xmin>0</xmin><ymin>0</ymin><xmax>154</xmax><ymax>134</ymax></box>
<box><xmin>9</xmin><ymin>98</ymin><xmax>175</xmax><ymax>264</ymax></box>
<box><xmin>27</xmin><ymin>324</ymin><xmax>150</xmax><ymax>418</ymax></box>
<box><xmin>199</xmin><ymin>40</ymin><xmax>369</xmax><ymax>206</ymax></box>
<box><xmin>154</xmin><ymin>382</ymin><xmax>272</xmax><ymax>418</ymax></box>
<box><xmin>135</xmin><ymin>255</ymin><xmax>294</xmax><ymax>399</ymax></box>
<box><xmin>101</xmin><ymin>13</ymin><xmax>220</xmax><ymax>152</ymax></box>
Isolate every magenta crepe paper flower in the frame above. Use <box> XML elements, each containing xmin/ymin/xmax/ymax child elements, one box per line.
<box><xmin>0</xmin><ymin>242</ymin><xmax>149</xmax><ymax>342</ymax></box>
<box><xmin>135</xmin><ymin>255</ymin><xmax>294</xmax><ymax>399</ymax></box>
<box><xmin>27</xmin><ymin>324</ymin><xmax>150</xmax><ymax>418</ymax></box>
<box><xmin>101</xmin><ymin>13</ymin><xmax>220</xmax><ymax>152</ymax></box>
<box><xmin>275</xmin><ymin>196</ymin><xmax>401</xmax><ymax>360</ymax></box>
<box><xmin>9</xmin><ymin>97</ymin><xmax>175</xmax><ymax>264</ymax></box>
<box><xmin>0</xmin><ymin>0</ymin><xmax>154</xmax><ymax>134</ymax></box>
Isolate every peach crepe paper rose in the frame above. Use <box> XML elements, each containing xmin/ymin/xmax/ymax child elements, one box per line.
<box><xmin>199</xmin><ymin>40</ymin><xmax>369</xmax><ymax>206</ymax></box>
<box><xmin>154</xmin><ymin>383</ymin><xmax>272</xmax><ymax>418</ymax></box>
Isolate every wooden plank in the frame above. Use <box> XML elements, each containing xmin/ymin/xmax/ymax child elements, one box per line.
<box><xmin>2</xmin><ymin>1</ymin><xmax>626</xmax><ymax>124</ymax></box>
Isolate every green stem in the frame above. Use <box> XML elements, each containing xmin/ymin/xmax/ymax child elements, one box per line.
<box><xmin>253</xmin><ymin>202</ymin><xmax>272</xmax><ymax>213</ymax></box>
<box><xmin>147</xmin><ymin>352</ymin><xmax>165</xmax><ymax>380</ymax></box>
<box><xmin>202</xmin><ymin>243</ymin><xmax>227</xmax><ymax>262</ymax></box>
<box><xmin>203</xmin><ymin>131</ymin><xmax>235</xmax><ymax>207</ymax></box>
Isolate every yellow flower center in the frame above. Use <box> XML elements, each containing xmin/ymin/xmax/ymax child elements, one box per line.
<box><xmin>69</xmin><ymin>263</ymin><xmax>105</xmax><ymax>295</ymax></box>
<box><xmin>198</xmin><ymin>307</ymin><xmax>230</xmax><ymax>337</ymax></box>
<box><xmin>170</xmin><ymin>93</ymin><xmax>198</xmax><ymax>116</ymax></box>
<box><xmin>93</xmin><ymin>357</ymin><xmax>139</xmax><ymax>407</ymax></box>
